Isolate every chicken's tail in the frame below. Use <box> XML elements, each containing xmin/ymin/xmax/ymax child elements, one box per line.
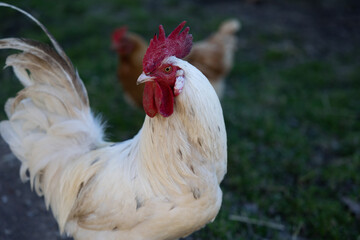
<box><xmin>218</xmin><ymin>19</ymin><xmax>241</xmax><ymax>35</ymax></box>
<box><xmin>0</xmin><ymin>3</ymin><xmax>105</xmax><ymax>230</ymax></box>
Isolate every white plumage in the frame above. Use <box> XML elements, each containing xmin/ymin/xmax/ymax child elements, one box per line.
<box><xmin>0</xmin><ymin>3</ymin><xmax>227</xmax><ymax>240</ymax></box>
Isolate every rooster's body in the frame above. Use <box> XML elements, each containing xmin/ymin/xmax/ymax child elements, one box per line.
<box><xmin>0</xmin><ymin>4</ymin><xmax>227</xmax><ymax>240</ymax></box>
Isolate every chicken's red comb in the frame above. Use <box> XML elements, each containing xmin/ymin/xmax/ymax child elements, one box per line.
<box><xmin>143</xmin><ymin>21</ymin><xmax>193</xmax><ymax>73</ymax></box>
<box><xmin>111</xmin><ymin>26</ymin><xmax>128</xmax><ymax>44</ymax></box>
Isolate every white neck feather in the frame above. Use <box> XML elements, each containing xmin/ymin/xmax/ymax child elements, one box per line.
<box><xmin>133</xmin><ymin>57</ymin><xmax>227</xmax><ymax>196</ymax></box>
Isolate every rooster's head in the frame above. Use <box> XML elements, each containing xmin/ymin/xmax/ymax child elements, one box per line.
<box><xmin>137</xmin><ymin>21</ymin><xmax>193</xmax><ymax>118</ymax></box>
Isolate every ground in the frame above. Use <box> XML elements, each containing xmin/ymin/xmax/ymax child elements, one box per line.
<box><xmin>0</xmin><ymin>0</ymin><xmax>359</xmax><ymax>239</ymax></box>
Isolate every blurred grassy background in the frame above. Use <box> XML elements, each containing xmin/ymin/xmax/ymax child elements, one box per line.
<box><xmin>0</xmin><ymin>0</ymin><xmax>359</xmax><ymax>239</ymax></box>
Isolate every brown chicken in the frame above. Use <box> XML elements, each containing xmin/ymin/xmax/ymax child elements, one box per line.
<box><xmin>112</xmin><ymin>19</ymin><xmax>240</xmax><ymax>107</ymax></box>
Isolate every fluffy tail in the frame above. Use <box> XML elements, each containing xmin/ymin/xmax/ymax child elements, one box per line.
<box><xmin>0</xmin><ymin>3</ymin><xmax>105</xmax><ymax>230</ymax></box>
<box><xmin>218</xmin><ymin>19</ymin><xmax>241</xmax><ymax>35</ymax></box>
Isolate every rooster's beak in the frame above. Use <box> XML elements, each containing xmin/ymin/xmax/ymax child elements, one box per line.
<box><xmin>137</xmin><ymin>72</ymin><xmax>155</xmax><ymax>85</ymax></box>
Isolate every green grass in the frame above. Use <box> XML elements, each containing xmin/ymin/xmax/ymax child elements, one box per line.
<box><xmin>0</xmin><ymin>0</ymin><xmax>359</xmax><ymax>239</ymax></box>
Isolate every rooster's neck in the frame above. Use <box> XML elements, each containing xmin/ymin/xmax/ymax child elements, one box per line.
<box><xmin>134</xmin><ymin>59</ymin><xmax>227</xmax><ymax>196</ymax></box>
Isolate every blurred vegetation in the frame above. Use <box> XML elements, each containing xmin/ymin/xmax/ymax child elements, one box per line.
<box><xmin>0</xmin><ymin>0</ymin><xmax>359</xmax><ymax>239</ymax></box>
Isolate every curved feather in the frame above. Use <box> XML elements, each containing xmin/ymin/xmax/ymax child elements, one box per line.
<box><xmin>0</xmin><ymin>3</ymin><xmax>89</xmax><ymax>106</ymax></box>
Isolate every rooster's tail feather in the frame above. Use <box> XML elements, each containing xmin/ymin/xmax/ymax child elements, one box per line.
<box><xmin>0</xmin><ymin>3</ymin><xmax>105</xmax><ymax>231</ymax></box>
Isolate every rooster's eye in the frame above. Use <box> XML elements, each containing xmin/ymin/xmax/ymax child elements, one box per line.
<box><xmin>164</xmin><ymin>66</ymin><xmax>172</xmax><ymax>73</ymax></box>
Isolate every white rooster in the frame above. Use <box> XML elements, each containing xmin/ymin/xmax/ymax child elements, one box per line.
<box><xmin>0</xmin><ymin>3</ymin><xmax>227</xmax><ymax>240</ymax></box>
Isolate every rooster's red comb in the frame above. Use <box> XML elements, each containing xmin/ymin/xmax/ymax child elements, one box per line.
<box><xmin>143</xmin><ymin>21</ymin><xmax>193</xmax><ymax>73</ymax></box>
